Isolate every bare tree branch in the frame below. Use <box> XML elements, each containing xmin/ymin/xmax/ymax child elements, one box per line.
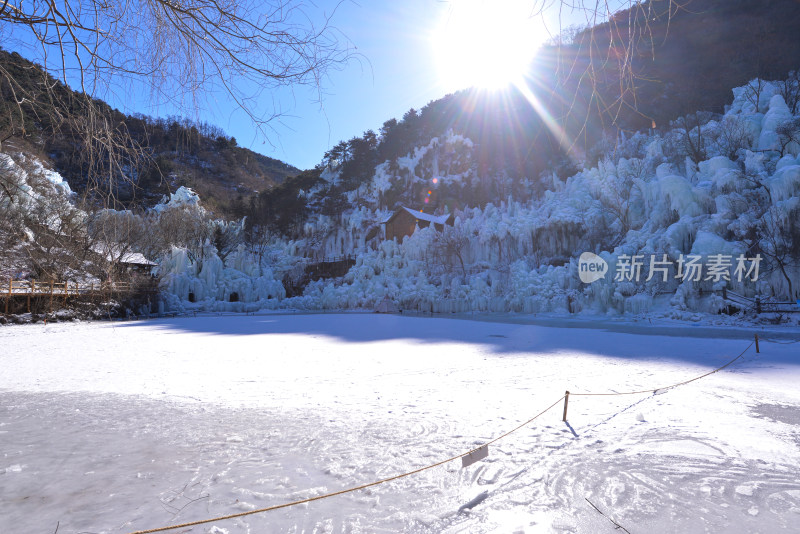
<box><xmin>0</xmin><ymin>0</ymin><xmax>353</xmax><ymax>205</ymax></box>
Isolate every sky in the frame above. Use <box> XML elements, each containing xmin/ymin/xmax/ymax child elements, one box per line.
<box><xmin>222</xmin><ymin>0</ymin><xmax>617</xmax><ymax>170</ymax></box>
<box><xmin>225</xmin><ymin>0</ymin><xmax>604</xmax><ymax>170</ymax></box>
<box><xmin>3</xmin><ymin>0</ymin><xmax>626</xmax><ymax>171</ymax></box>
<box><xmin>236</xmin><ymin>0</ymin><xmax>457</xmax><ymax>170</ymax></box>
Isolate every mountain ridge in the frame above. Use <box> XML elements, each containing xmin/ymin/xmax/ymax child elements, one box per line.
<box><xmin>0</xmin><ymin>48</ymin><xmax>300</xmax><ymax>217</ymax></box>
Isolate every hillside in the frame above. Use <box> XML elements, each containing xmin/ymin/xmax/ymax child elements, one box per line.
<box><xmin>559</xmin><ymin>0</ymin><xmax>800</xmax><ymax>131</ymax></box>
<box><xmin>0</xmin><ymin>49</ymin><xmax>299</xmax><ymax>216</ymax></box>
<box><xmin>1</xmin><ymin>0</ymin><xmax>799</xmax><ymax>323</ymax></box>
<box><xmin>248</xmin><ymin>0</ymin><xmax>800</xmax><ymax>234</ymax></box>
<box><xmin>3</xmin><ymin>0</ymin><xmax>798</xmax><ymax>222</ymax></box>
<box><xmin>154</xmin><ymin>75</ymin><xmax>800</xmax><ymax>319</ymax></box>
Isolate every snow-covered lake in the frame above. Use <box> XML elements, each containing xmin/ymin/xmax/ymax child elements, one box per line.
<box><xmin>1</xmin><ymin>314</ymin><xmax>799</xmax><ymax>533</ymax></box>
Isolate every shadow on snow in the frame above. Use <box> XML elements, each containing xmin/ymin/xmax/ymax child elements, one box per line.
<box><xmin>115</xmin><ymin>312</ymin><xmax>797</xmax><ymax>366</ymax></box>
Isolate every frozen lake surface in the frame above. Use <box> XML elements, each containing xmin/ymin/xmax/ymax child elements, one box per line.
<box><xmin>1</xmin><ymin>314</ymin><xmax>799</xmax><ymax>533</ymax></box>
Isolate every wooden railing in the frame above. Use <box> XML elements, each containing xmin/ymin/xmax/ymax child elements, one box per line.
<box><xmin>4</xmin><ymin>279</ymin><xmax>133</xmax><ymax>296</ymax></box>
<box><xmin>3</xmin><ymin>279</ymin><xmax>137</xmax><ymax>314</ymax></box>
<box><xmin>723</xmin><ymin>288</ymin><xmax>800</xmax><ymax>313</ymax></box>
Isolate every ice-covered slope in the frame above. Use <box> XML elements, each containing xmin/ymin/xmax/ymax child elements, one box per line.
<box><xmin>4</xmin><ymin>77</ymin><xmax>798</xmax><ymax>320</ymax></box>
<box><xmin>253</xmin><ymin>77</ymin><xmax>799</xmax><ymax>318</ymax></box>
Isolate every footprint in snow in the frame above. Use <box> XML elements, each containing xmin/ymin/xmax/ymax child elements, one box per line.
<box><xmin>458</xmin><ymin>490</ymin><xmax>489</xmax><ymax>513</ymax></box>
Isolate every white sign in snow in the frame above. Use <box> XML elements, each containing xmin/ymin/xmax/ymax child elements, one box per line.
<box><xmin>462</xmin><ymin>445</ymin><xmax>488</xmax><ymax>467</ymax></box>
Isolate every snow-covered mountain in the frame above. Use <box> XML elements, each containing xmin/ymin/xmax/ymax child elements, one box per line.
<box><xmin>157</xmin><ymin>77</ymin><xmax>799</xmax><ymax>320</ymax></box>
<box><xmin>2</xmin><ymin>76</ymin><xmax>799</xmax><ymax>321</ymax></box>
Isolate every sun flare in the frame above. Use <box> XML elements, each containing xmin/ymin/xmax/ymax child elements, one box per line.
<box><xmin>433</xmin><ymin>0</ymin><xmax>544</xmax><ymax>92</ymax></box>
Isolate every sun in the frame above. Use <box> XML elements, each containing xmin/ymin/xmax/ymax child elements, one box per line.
<box><xmin>432</xmin><ymin>0</ymin><xmax>544</xmax><ymax>92</ymax></box>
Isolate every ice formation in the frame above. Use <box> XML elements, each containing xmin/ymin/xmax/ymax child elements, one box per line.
<box><xmin>4</xmin><ymin>77</ymin><xmax>799</xmax><ymax>317</ymax></box>
<box><xmin>147</xmin><ymin>78</ymin><xmax>800</xmax><ymax>315</ymax></box>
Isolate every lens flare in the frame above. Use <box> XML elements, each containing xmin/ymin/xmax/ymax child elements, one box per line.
<box><xmin>433</xmin><ymin>0</ymin><xmax>544</xmax><ymax>92</ymax></box>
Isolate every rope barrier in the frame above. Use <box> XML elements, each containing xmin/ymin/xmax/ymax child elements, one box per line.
<box><xmin>760</xmin><ymin>338</ymin><xmax>800</xmax><ymax>345</ymax></box>
<box><xmin>129</xmin><ymin>337</ymin><xmax>758</xmax><ymax>534</ymax></box>
<box><xmin>129</xmin><ymin>396</ymin><xmax>566</xmax><ymax>534</ymax></box>
<box><xmin>570</xmin><ymin>341</ymin><xmax>754</xmax><ymax>397</ymax></box>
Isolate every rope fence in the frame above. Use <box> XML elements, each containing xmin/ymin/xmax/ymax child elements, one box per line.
<box><xmin>130</xmin><ymin>397</ymin><xmax>567</xmax><ymax>534</ymax></box>
<box><xmin>567</xmin><ymin>341</ymin><xmax>755</xmax><ymax>398</ymax></box>
<box><xmin>760</xmin><ymin>337</ymin><xmax>800</xmax><ymax>345</ymax></box>
<box><xmin>128</xmin><ymin>334</ymin><xmax>773</xmax><ymax>534</ymax></box>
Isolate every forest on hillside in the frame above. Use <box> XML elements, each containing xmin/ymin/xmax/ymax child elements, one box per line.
<box><xmin>0</xmin><ymin>49</ymin><xmax>298</xmax><ymax>215</ymax></box>
<box><xmin>1</xmin><ymin>0</ymin><xmax>800</xmax><ymax>321</ymax></box>
<box><xmin>247</xmin><ymin>0</ymin><xmax>800</xmax><ymax>239</ymax></box>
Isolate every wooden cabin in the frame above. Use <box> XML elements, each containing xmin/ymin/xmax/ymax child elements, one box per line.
<box><xmin>92</xmin><ymin>243</ymin><xmax>157</xmax><ymax>274</ymax></box>
<box><xmin>382</xmin><ymin>207</ymin><xmax>453</xmax><ymax>241</ymax></box>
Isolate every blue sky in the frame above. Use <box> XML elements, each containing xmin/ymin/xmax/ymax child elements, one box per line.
<box><xmin>242</xmin><ymin>0</ymin><xmax>453</xmax><ymax>170</ymax></box>
<box><xmin>4</xmin><ymin>0</ymin><xmax>622</xmax><ymax>170</ymax></box>
<box><xmin>227</xmin><ymin>0</ymin><xmax>602</xmax><ymax>170</ymax></box>
<box><xmin>220</xmin><ymin>0</ymin><xmax>487</xmax><ymax>170</ymax></box>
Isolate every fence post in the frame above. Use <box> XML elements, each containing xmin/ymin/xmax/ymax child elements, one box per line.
<box><xmin>28</xmin><ymin>279</ymin><xmax>34</xmax><ymax>313</ymax></box>
<box><xmin>562</xmin><ymin>391</ymin><xmax>570</xmax><ymax>422</ymax></box>
<box><xmin>755</xmin><ymin>334</ymin><xmax>760</xmax><ymax>354</ymax></box>
<box><xmin>5</xmin><ymin>279</ymin><xmax>10</xmax><ymax>315</ymax></box>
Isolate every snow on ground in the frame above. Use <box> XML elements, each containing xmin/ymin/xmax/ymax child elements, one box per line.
<box><xmin>1</xmin><ymin>314</ymin><xmax>799</xmax><ymax>533</ymax></box>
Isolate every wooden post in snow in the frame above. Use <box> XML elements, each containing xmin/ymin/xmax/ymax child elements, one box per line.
<box><xmin>562</xmin><ymin>391</ymin><xmax>570</xmax><ymax>422</ymax></box>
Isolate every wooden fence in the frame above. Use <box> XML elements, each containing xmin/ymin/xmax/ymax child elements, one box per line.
<box><xmin>723</xmin><ymin>288</ymin><xmax>800</xmax><ymax>314</ymax></box>
<box><xmin>3</xmin><ymin>279</ymin><xmax>137</xmax><ymax>314</ymax></box>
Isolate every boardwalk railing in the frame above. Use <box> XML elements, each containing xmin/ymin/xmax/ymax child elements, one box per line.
<box><xmin>3</xmin><ymin>279</ymin><xmax>137</xmax><ymax>314</ymax></box>
<box><xmin>723</xmin><ymin>288</ymin><xmax>800</xmax><ymax>313</ymax></box>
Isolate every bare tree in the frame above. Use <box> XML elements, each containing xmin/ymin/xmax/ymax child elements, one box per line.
<box><xmin>433</xmin><ymin>225</ymin><xmax>468</xmax><ymax>280</ymax></box>
<box><xmin>672</xmin><ymin>111</ymin><xmax>713</xmax><ymax>164</ymax></box>
<box><xmin>777</xmin><ymin>70</ymin><xmax>800</xmax><ymax>115</ymax></box>
<box><xmin>151</xmin><ymin>204</ymin><xmax>213</xmax><ymax>266</ymax></box>
<box><xmin>711</xmin><ymin>115</ymin><xmax>754</xmax><ymax>160</ymax></box>
<box><xmin>0</xmin><ymin>151</ymin><xmax>21</xmax><ymax>202</ymax></box>
<box><xmin>592</xmin><ymin>170</ymin><xmax>642</xmax><ymax>247</ymax></box>
<box><xmin>759</xmin><ymin>206</ymin><xmax>800</xmax><ymax>300</ymax></box>
<box><xmin>775</xmin><ymin>118</ymin><xmax>800</xmax><ymax>158</ymax></box>
<box><xmin>0</xmin><ymin>0</ymin><xmax>351</xmax><ymax>202</ymax></box>
<box><xmin>544</xmin><ymin>1</ymin><xmax>686</xmax><ymax>148</ymax></box>
<box><xmin>88</xmin><ymin>209</ymin><xmax>150</xmax><ymax>280</ymax></box>
<box><xmin>211</xmin><ymin>220</ymin><xmax>244</xmax><ymax>262</ymax></box>
<box><xmin>245</xmin><ymin>223</ymin><xmax>274</xmax><ymax>276</ymax></box>
<box><xmin>744</xmin><ymin>77</ymin><xmax>768</xmax><ymax>112</ymax></box>
<box><xmin>23</xmin><ymin>189</ymin><xmax>91</xmax><ymax>281</ymax></box>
